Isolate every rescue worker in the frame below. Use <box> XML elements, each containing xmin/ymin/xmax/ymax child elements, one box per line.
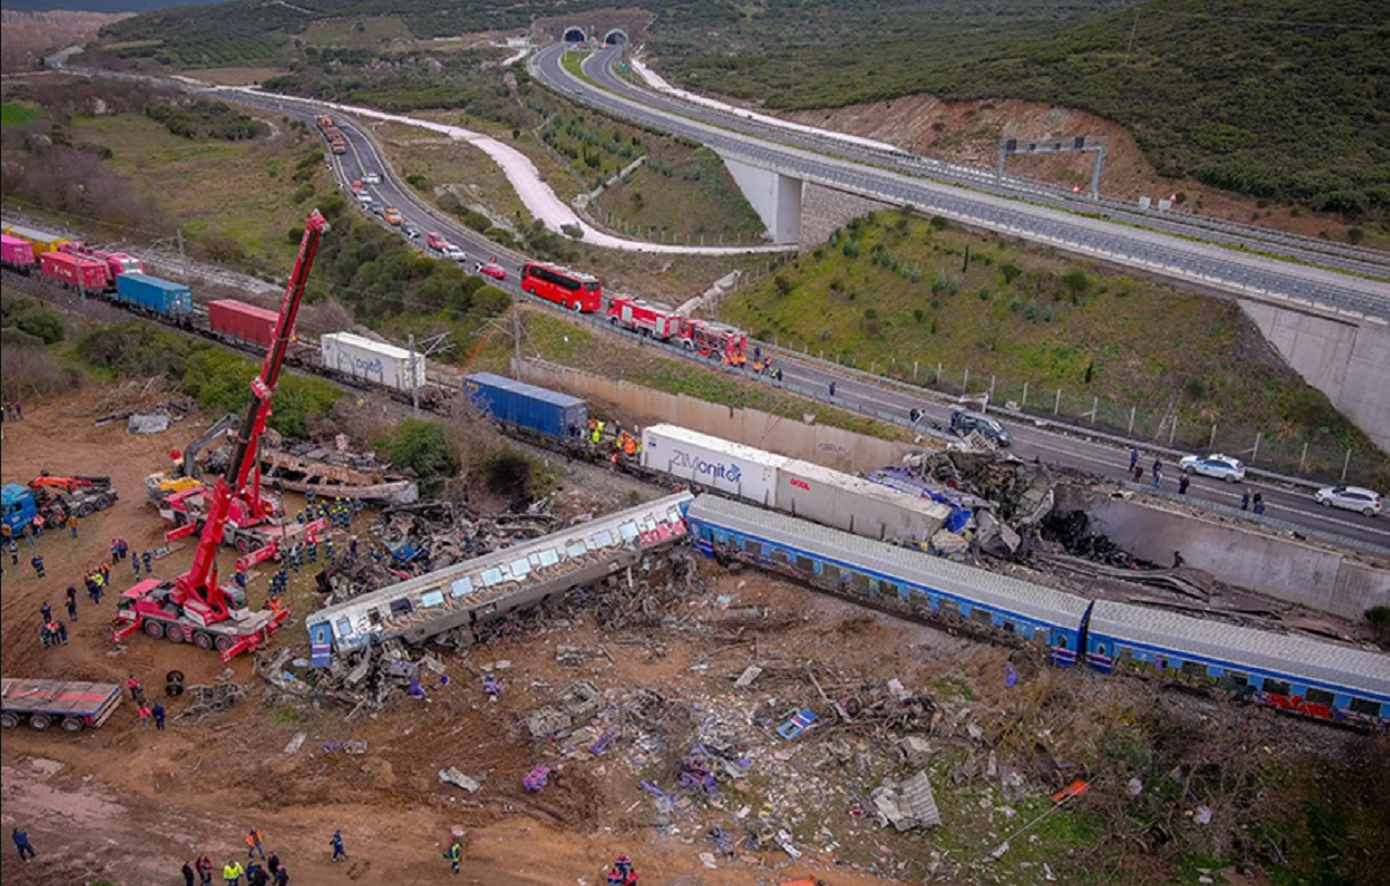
<box><xmin>152</xmin><ymin>700</ymin><xmax>166</xmax><ymax>730</ymax></box>
<box><xmin>68</xmin><ymin>514</ymin><xmax>79</xmax><ymax>538</ymax></box>
<box><xmin>324</xmin><ymin>538</ymin><xmax>336</xmax><ymax>564</ymax></box>
<box><xmin>12</xmin><ymin>827</ymin><xmax>36</xmax><ymax>861</ymax></box>
<box><xmin>133</xmin><ymin>551</ymin><xmax>142</xmax><ymax>577</ymax></box>
<box><xmin>196</xmin><ymin>854</ymin><xmax>214</xmax><ymax>886</ymax></box>
<box><xmin>234</xmin><ymin>566</ymin><xmax>247</xmax><ymax>590</ymax></box>
<box><xmin>223</xmin><ymin>858</ymin><xmax>245</xmax><ymax>886</ymax></box>
<box><xmin>142</xmin><ymin>550</ymin><xmax>153</xmax><ymax>573</ymax></box>
<box><xmin>348</xmin><ymin>536</ymin><xmax>358</xmax><ymax>560</ymax></box>
<box><xmin>32</xmin><ymin>514</ymin><xmax>44</xmax><ymax>538</ymax></box>
<box><xmin>614</xmin><ymin>856</ymin><xmax>632</xmax><ymax>877</ymax></box>
<box><xmin>330</xmin><ymin>829</ymin><xmax>347</xmax><ymax>862</ymax></box>
<box><xmin>306</xmin><ymin>538</ymin><xmax>317</xmax><ymax>564</ymax></box>
<box><xmin>40</xmin><ymin>601</ymin><xmax>52</xmax><ymax>623</ymax></box>
<box><xmin>444</xmin><ymin>837</ymin><xmax>462</xmax><ymax>874</ymax></box>
<box><xmin>272</xmin><ymin>866</ymin><xmax>288</xmax><ymax>886</ymax></box>
<box><xmin>183</xmin><ymin>859</ymin><xmax>197</xmax><ymax>886</ymax></box>
<box><xmin>31</xmin><ymin>554</ymin><xmax>45</xmax><ymax>578</ymax></box>
<box><xmin>138</xmin><ymin>702</ymin><xmax>152</xmax><ymax>729</ymax></box>
<box><xmin>127</xmin><ymin>673</ymin><xmax>143</xmax><ymax>701</ymax></box>
<box><xmin>40</xmin><ymin>621</ymin><xmax>52</xmax><ymax>650</ymax></box>
<box><xmin>606</xmin><ymin>871</ymin><xmax>624</xmax><ymax>886</ymax></box>
<box><xmin>55</xmin><ymin>619</ymin><xmax>67</xmax><ymax>645</ymax></box>
<box><xmin>66</xmin><ymin>587</ymin><xmax>78</xmax><ymax>621</ymax></box>
<box><xmin>295</xmin><ymin>510</ymin><xmax>305</xmax><ymax>525</ymax></box>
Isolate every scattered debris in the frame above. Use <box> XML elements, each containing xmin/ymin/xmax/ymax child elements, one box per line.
<box><xmin>179</xmin><ymin>683</ymin><xmax>245</xmax><ymax>718</ymax></box>
<box><xmin>523</xmin><ymin>764</ymin><xmax>551</xmax><ymax>792</ymax></box>
<box><xmin>283</xmin><ymin>731</ymin><xmax>308</xmax><ymax>755</ymax></box>
<box><xmin>438</xmin><ymin>768</ymin><xmax>484</xmax><ymax>793</ymax></box>
<box><xmin>871</xmin><ymin>770</ymin><xmax>941</xmax><ymax>830</ymax></box>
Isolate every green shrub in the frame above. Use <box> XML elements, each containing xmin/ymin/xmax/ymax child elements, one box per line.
<box><xmin>385</xmin><ymin>418</ymin><xmax>460</xmax><ymax>481</ymax></box>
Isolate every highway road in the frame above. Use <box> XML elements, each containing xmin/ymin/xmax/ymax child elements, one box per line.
<box><xmin>225</xmin><ymin>85</ymin><xmax>1390</xmax><ymax>555</ymax></box>
<box><xmin>530</xmin><ymin>45</ymin><xmax>1390</xmax><ymax>321</ymax></box>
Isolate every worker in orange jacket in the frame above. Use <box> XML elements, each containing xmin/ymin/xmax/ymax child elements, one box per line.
<box><xmin>246</xmin><ymin>827</ymin><xmax>265</xmax><ymax>860</ymax></box>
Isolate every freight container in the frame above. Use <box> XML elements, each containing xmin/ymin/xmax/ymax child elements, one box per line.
<box><xmin>640</xmin><ymin>424</ymin><xmax>786</xmax><ymax>506</ymax></box>
<box><xmin>38</xmin><ymin>250</ymin><xmax>109</xmax><ymax>292</ymax></box>
<box><xmin>208</xmin><ymin>299</ymin><xmax>283</xmax><ymax>348</ymax></box>
<box><xmin>321</xmin><ymin>332</ymin><xmax>421</xmax><ymax>393</ymax></box>
<box><xmin>775</xmin><ymin>458</ymin><xmax>951</xmax><ymax>544</ymax></box>
<box><xmin>115</xmin><ymin>272</ymin><xmax>194</xmax><ymax>317</ymax></box>
<box><xmin>464</xmin><ymin>373</ymin><xmax>588</xmax><ymax>440</ymax></box>
<box><xmin>5</xmin><ymin>223</ymin><xmax>69</xmax><ymax>255</ymax></box>
<box><xmin>0</xmin><ymin>234</ymin><xmax>35</xmax><ymax>271</ymax></box>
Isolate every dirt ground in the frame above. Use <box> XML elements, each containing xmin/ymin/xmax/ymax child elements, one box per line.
<box><xmin>0</xmin><ymin>385</ymin><xmax>1375</xmax><ymax>886</ymax></box>
<box><xmin>782</xmin><ymin>94</ymin><xmax>1361</xmax><ymax>243</ymax></box>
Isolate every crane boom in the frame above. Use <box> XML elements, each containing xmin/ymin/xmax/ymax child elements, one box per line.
<box><xmin>182</xmin><ymin>211</ymin><xmax>327</xmax><ymax>612</ymax></box>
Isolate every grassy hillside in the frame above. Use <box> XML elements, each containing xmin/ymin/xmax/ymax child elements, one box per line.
<box><xmin>719</xmin><ymin>212</ymin><xmax>1388</xmax><ymax>481</ymax></box>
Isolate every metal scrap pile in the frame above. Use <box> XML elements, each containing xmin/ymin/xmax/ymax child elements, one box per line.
<box><xmin>892</xmin><ymin>451</ymin><xmax>1055</xmax><ymax>560</ymax></box>
<box><xmin>259</xmin><ymin>644</ymin><xmax>449</xmax><ymax>710</ymax></box>
<box><xmin>259</xmin><ymin>436</ymin><xmax>420</xmax><ymax>505</ymax></box>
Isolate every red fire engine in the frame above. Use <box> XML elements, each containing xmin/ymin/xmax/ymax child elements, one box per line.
<box><xmin>605</xmin><ymin>294</ymin><xmax>747</xmax><ymax>362</ymax></box>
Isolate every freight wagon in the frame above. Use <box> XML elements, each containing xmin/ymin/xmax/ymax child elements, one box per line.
<box><xmin>321</xmin><ymin>332</ymin><xmax>421</xmax><ymax>393</ymax></box>
<box><xmin>464</xmin><ymin>372</ymin><xmax>588</xmax><ymax>441</ymax></box>
<box><xmin>4</xmin><ymin>223</ymin><xmax>69</xmax><ymax>255</ymax></box>
<box><xmin>208</xmin><ymin>299</ymin><xmax>283</xmax><ymax>348</ymax></box>
<box><xmin>640</xmin><ymin>424</ymin><xmax>786</xmax><ymax>506</ymax></box>
<box><xmin>1</xmin><ymin>234</ymin><xmax>35</xmax><ymax>272</ymax></box>
<box><xmin>776</xmin><ymin>458</ymin><xmax>950</xmax><ymax>544</ymax></box>
<box><xmin>115</xmin><ymin>272</ymin><xmax>194</xmax><ymax>318</ymax></box>
<box><xmin>66</xmin><ymin>248</ymin><xmax>143</xmax><ymax>281</ymax></box>
<box><xmin>38</xmin><ymin>250</ymin><xmax>110</xmax><ymax>292</ymax></box>
<box><xmin>1</xmin><ymin>678</ymin><xmax>122</xmax><ymax>733</ymax></box>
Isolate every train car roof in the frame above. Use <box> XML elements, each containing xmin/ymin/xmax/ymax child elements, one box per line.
<box><xmin>465</xmin><ymin>373</ymin><xmax>586</xmax><ymax>409</ymax></box>
<box><xmin>322</xmin><ymin>331</ymin><xmax>413</xmax><ymax>360</ymax></box>
<box><xmin>643</xmin><ymin>424</ymin><xmax>791</xmax><ymax>469</ymax></box>
<box><xmin>1089</xmin><ymin>600</ymin><xmax>1390</xmax><ymax>699</ymax></box>
<box><xmin>781</xmin><ymin>459</ymin><xmax>953</xmax><ymax>521</ymax></box>
<box><xmin>306</xmin><ymin>491</ymin><xmax>693</xmax><ymax>627</ymax></box>
<box><xmin>119</xmin><ymin>272</ymin><xmax>188</xmax><ymax>291</ymax></box>
<box><xmin>686</xmin><ymin>494</ymin><xmax>1089</xmax><ymax>627</ymax></box>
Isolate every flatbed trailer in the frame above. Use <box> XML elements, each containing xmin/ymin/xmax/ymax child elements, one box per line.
<box><xmin>1</xmin><ymin>678</ymin><xmax>122</xmax><ymax>733</ymax></box>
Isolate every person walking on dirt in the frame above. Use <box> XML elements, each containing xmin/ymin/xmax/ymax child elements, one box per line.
<box><xmin>12</xmin><ymin>827</ymin><xmax>36</xmax><ymax>861</ymax></box>
<box><xmin>55</xmin><ymin>619</ymin><xmax>68</xmax><ymax>645</ymax></box>
<box><xmin>66</xmin><ymin>587</ymin><xmax>78</xmax><ymax>621</ymax></box>
<box><xmin>40</xmin><ymin>621</ymin><xmax>53</xmax><ymax>650</ymax></box>
<box><xmin>152</xmin><ymin>700</ymin><xmax>166</xmax><ymax>730</ymax></box>
<box><xmin>142</xmin><ymin>550</ymin><xmax>153</xmax><ymax>573</ymax></box>
<box><xmin>223</xmin><ymin>858</ymin><xmax>245</xmax><ymax>886</ymax></box>
<box><xmin>444</xmin><ymin>837</ymin><xmax>462</xmax><ymax>874</ymax></box>
<box><xmin>195</xmin><ymin>854</ymin><xmax>213</xmax><ymax>886</ymax></box>
<box><xmin>41</xmin><ymin>601</ymin><xmax>52</xmax><ymax>623</ymax></box>
<box><xmin>68</xmin><ymin>514</ymin><xmax>79</xmax><ymax>539</ymax></box>
<box><xmin>330</xmin><ymin>829</ymin><xmax>347</xmax><ymax>862</ymax></box>
<box><xmin>247</xmin><ymin>828</ymin><xmax>265</xmax><ymax>860</ymax></box>
<box><xmin>272</xmin><ymin>866</ymin><xmax>288</xmax><ymax>886</ymax></box>
<box><xmin>183</xmin><ymin>859</ymin><xmax>197</xmax><ymax>886</ymax></box>
<box><xmin>31</xmin><ymin>554</ymin><xmax>45</xmax><ymax>578</ymax></box>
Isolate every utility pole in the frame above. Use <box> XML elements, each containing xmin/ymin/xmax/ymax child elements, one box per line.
<box><xmin>408</xmin><ymin>333</ymin><xmax>419</xmax><ymax>416</ymax></box>
<box><xmin>514</xmin><ymin>307</ymin><xmax>523</xmax><ymax>381</ymax></box>
<box><xmin>176</xmin><ymin>228</ymin><xmax>188</xmax><ymax>283</ymax></box>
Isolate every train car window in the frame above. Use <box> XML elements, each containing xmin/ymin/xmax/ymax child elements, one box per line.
<box><xmin>1349</xmin><ymin>697</ymin><xmax>1381</xmax><ymax>717</ymax></box>
<box><xmin>641</xmin><ymin>516</ymin><xmax>658</xmax><ymax>532</ymax></box>
<box><xmin>743</xmin><ymin>538</ymin><xmax>761</xmax><ymax>555</ymax></box>
<box><xmin>1054</xmin><ymin>632</ymin><xmax>1068</xmax><ymax>650</ymax></box>
<box><xmin>1002</xmin><ymin>620</ymin><xmax>1016</xmax><ymax>634</ymax></box>
<box><xmin>795</xmin><ymin>554</ymin><xmax>817</xmax><ymax>572</ymax></box>
<box><xmin>538</xmin><ymin>548</ymin><xmax>560</xmax><ymax>567</ymax></box>
<box><xmin>481</xmin><ymin>567</ymin><xmax>504</xmax><ymax>587</ymax></box>
<box><xmin>771</xmin><ymin>548</ymin><xmax>790</xmax><ymax>565</ymax></box>
<box><xmin>1262</xmin><ymin>678</ymin><xmax>1292</xmax><ymax>697</ymax></box>
<box><xmin>420</xmin><ymin>590</ymin><xmax>445</xmax><ymax>608</ymax></box>
<box><xmin>1221</xmin><ymin>670</ymin><xmax>1248</xmax><ymax>688</ymax></box>
<box><xmin>1305</xmin><ymin>687</ymin><xmax>1335</xmax><ymax>706</ymax></box>
<box><xmin>881</xmin><ymin>580</ymin><xmax>899</xmax><ymax>598</ymax></box>
<box><xmin>1094</xmin><ymin>642</ymin><xmax>1107</xmax><ymax>657</ymax></box>
<box><xmin>450</xmin><ymin>576</ymin><xmax>474</xmax><ymax>597</ymax></box>
<box><xmin>336</xmin><ymin>618</ymin><xmax>354</xmax><ymax>637</ymax></box>
<box><xmin>368</xmin><ymin>609</ymin><xmax>383</xmax><ymax>626</ymax></box>
<box><xmin>619</xmin><ymin>521</ymin><xmax>639</xmax><ymax>541</ymax></box>
<box><xmin>389</xmin><ymin>599</ymin><xmax>413</xmax><ymax>615</ymax></box>
<box><xmin>511</xmin><ymin>557</ymin><xmax>531</xmax><ymax>578</ymax></box>
<box><xmin>568</xmin><ymin>541</ymin><xmax>588</xmax><ymax>558</ymax></box>
<box><xmin>1181</xmin><ymin>660</ymin><xmax>1207</xmax><ymax>679</ymax></box>
<box><xmin>849</xmin><ymin>572</ymin><xmax>872</xmax><ymax>594</ymax></box>
<box><xmin>593</xmin><ymin>530</ymin><xmax>615</xmax><ymax>548</ymax></box>
<box><xmin>970</xmin><ymin>606</ymin><xmax>993</xmax><ymax>626</ymax></box>
<box><xmin>1116</xmin><ymin>646</ymin><xmax>1134</xmax><ymax>661</ymax></box>
<box><xmin>939</xmin><ymin>598</ymin><xmax>960</xmax><ymax>618</ymax></box>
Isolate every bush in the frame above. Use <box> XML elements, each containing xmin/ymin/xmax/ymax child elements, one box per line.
<box><xmin>1</xmin><ymin>292</ymin><xmax>66</xmax><ymax>344</ymax></box>
<box><xmin>479</xmin><ymin>449</ymin><xmax>535</xmax><ymax>500</ymax></box>
<box><xmin>1062</xmin><ymin>268</ymin><xmax>1090</xmax><ymax>296</ymax></box>
<box><xmin>385</xmin><ymin>418</ymin><xmax>460</xmax><ymax>481</ymax></box>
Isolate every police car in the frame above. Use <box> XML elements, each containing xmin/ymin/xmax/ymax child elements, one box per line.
<box><xmin>1178</xmin><ymin>453</ymin><xmax>1246</xmax><ymax>483</ymax></box>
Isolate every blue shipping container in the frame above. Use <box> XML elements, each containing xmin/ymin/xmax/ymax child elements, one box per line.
<box><xmin>464</xmin><ymin>373</ymin><xmax>588</xmax><ymax>441</ymax></box>
<box><xmin>115</xmin><ymin>272</ymin><xmax>193</xmax><ymax>316</ymax></box>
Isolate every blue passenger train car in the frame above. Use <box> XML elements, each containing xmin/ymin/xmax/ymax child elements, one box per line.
<box><xmin>685</xmin><ymin>494</ymin><xmax>1090</xmax><ymax>665</ymax></box>
<box><xmin>464</xmin><ymin>372</ymin><xmax>588</xmax><ymax>441</ymax></box>
<box><xmin>1086</xmin><ymin>600</ymin><xmax>1390</xmax><ymax>727</ymax></box>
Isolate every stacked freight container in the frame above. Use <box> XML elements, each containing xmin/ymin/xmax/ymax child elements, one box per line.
<box><xmin>640</xmin><ymin>424</ymin><xmax>950</xmax><ymax>543</ymax></box>
<box><xmin>321</xmin><ymin>332</ymin><xmax>421</xmax><ymax>393</ymax></box>
<box><xmin>115</xmin><ymin>273</ymin><xmax>193</xmax><ymax>317</ymax></box>
<box><xmin>464</xmin><ymin>373</ymin><xmax>588</xmax><ymax>440</ymax></box>
<box><xmin>38</xmin><ymin>251</ymin><xmax>109</xmax><ymax>292</ymax></box>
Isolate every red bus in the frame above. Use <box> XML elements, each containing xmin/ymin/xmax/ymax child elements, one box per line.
<box><xmin>520</xmin><ymin>262</ymin><xmax>602</xmax><ymax>312</ymax></box>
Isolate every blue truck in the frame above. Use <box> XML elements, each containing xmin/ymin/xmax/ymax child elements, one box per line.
<box><xmin>115</xmin><ymin>272</ymin><xmax>193</xmax><ymax>318</ymax></box>
<box><xmin>463</xmin><ymin>373</ymin><xmax>588</xmax><ymax>441</ymax></box>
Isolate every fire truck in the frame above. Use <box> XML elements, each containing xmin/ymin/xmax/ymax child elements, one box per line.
<box><xmin>605</xmin><ymin>294</ymin><xmax>747</xmax><ymax>362</ymax></box>
<box><xmin>111</xmin><ymin>211</ymin><xmax>328</xmax><ymax>663</ymax></box>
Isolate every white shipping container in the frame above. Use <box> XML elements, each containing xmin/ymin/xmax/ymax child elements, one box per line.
<box><xmin>641</xmin><ymin>424</ymin><xmax>786</xmax><ymax>506</ymax></box>
<box><xmin>321</xmin><ymin>332</ymin><xmax>421</xmax><ymax>393</ymax></box>
<box><xmin>776</xmin><ymin>459</ymin><xmax>951</xmax><ymax>544</ymax></box>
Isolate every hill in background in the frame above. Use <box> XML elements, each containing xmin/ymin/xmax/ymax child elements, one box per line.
<box><xmin>92</xmin><ymin>0</ymin><xmax>1390</xmax><ymax>217</ymax></box>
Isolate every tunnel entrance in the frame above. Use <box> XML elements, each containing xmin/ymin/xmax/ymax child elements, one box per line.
<box><xmin>563</xmin><ymin>27</ymin><xmax>586</xmax><ymax>43</ymax></box>
<box><xmin>604</xmin><ymin>30</ymin><xmax>628</xmax><ymax>46</ymax></box>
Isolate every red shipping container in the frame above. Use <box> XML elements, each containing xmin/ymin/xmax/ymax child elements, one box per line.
<box><xmin>207</xmin><ymin>299</ymin><xmax>286</xmax><ymax>348</ymax></box>
<box><xmin>38</xmin><ymin>251</ymin><xmax>109</xmax><ymax>292</ymax></box>
<box><xmin>1</xmin><ymin>234</ymin><xmax>36</xmax><ymax>268</ymax></box>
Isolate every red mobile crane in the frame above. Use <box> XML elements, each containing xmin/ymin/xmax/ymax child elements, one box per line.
<box><xmin>111</xmin><ymin>211</ymin><xmax>328</xmax><ymax>662</ymax></box>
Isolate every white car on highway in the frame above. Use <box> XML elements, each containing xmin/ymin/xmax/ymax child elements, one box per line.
<box><xmin>1314</xmin><ymin>486</ymin><xmax>1381</xmax><ymax>517</ymax></box>
<box><xmin>362</xmin><ymin>172</ymin><xmax>381</xmax><ymax>184</ymax></box>
<box><xmin>1178</xmin><ymin>453</ymin><xmax>1246</xmax><ymax>483</ymax></box>
<box><xmin>441</xmin><ymin>244</ymin><xmax>467</xmax><ymax>262</ymax></box>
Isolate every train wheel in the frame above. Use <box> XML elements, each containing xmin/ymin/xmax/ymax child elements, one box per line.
<box><xmin>193</xmin><ymin>631</ymin><xmax>213</xmax><ymax>651</ymax></box>
<box><xmin>61</xmin><ymin>717</ymin><xmax>84</xmax><ymax>734</ymax></box>
<box><xmin>143</xmin><ymin>619</ymin><xmax>166</xmax><ymax>639</ymax></box>
<box><xmin>214</xmin><ymin>634</ymin><xmax>235</xmax><ymax>653</ymax></box>
<box><xmin>0</xmin><ymin>712</ymin><xmax>18</xmax><ymax>729</ymax></box>
<box><xmin>165</xmin><ymin>624</ymin><xmax>186</xmax><ymax>644</ymax></box>
<box><xmin>29</xmin><ymin>714</ymin><xmax>51</xmax><ymax>731</ymax></box>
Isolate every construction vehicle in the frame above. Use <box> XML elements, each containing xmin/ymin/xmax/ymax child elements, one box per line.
<box><xmin>144</xmin><ymin>413</ymin><xmax>237</xmax><ymax>502</ymax></box>
<box><xmin>1</xmin><ymin>678</ymin><xmax>122</xmax><ymax>733</ymax></box>
<box><xmin>2</xmin><ymin>474</ymin><xmax>119</xmax><ymax>538</ymax></box>
<box><xmin>111</xmin><ymin>211</ymin><xmax>329</xmax><ymax>662</ymax></box>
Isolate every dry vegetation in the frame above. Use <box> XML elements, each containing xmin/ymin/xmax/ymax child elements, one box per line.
<box><xmin>0</xmin><ymin>10</ymin><xmax>132</xmax><ymax>74</ymax></box>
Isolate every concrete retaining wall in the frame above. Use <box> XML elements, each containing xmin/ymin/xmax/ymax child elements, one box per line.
<box><xmin>798</xmin><ymin>181</ymin><xmax>896</xmax><ymax>251</ymax></box>
<box><xmin>519</xmin><ymin>360</ymin><xmax>915</xmax><ymax>474</ymax></box>
<box><xmin>1058</xmin><ymin>484</ymin><xmax>1390</xmax><ymax>620</ymax></box>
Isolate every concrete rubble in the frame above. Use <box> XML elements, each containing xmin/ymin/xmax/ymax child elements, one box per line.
<box><xmin>872</xmin><ymin>770</ymin><xmax>942</xmax><ymax>830</ymax></box>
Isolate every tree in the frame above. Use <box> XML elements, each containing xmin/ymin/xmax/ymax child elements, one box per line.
<box><xmin>387</xmin><ymin>418</ymin><xmax>460</xmax><ymax>480</ymax></box>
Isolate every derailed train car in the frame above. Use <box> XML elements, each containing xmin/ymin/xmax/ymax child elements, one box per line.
<box><xmin>305</xmin><ymin>492</ymin><xmax>693</xmax><ymax>665</ymax></box>
<box><xmin>685</xmin><ymin>494</ymin><xmax>1390</xmax><ymax>727</ymax></box>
